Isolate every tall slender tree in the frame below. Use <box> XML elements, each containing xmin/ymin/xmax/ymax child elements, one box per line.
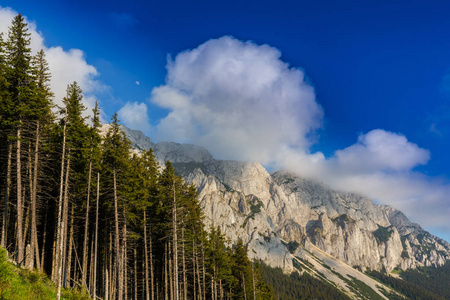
<box><xmin>103</xmin><ymin>113</ymin><xmax>131</xmax><ymax>300</ymax></box>
<box><xmin>5</xmin><ymin>13</ymin><xmax>34</xmax><ymax>265</ymax></box>
<box><xmin>82</xmin><ymin>101</ymin><xmax>101</xmax><ymax>290</ymax></box>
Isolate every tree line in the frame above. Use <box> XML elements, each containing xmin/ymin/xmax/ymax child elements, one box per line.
<box><xmin>366</xmin><ymin>260</ymin><xmax>450</xmax><ymax>300</ymax></box>
<box><xmin>260</xmin><ymin>263</ymin><xmax>351</xmax><ymax>300</ymax></box>
<box><xmin>0</xmin><ymin>14</ymin><xmax>273</xmax><ymax>300</ymax></box>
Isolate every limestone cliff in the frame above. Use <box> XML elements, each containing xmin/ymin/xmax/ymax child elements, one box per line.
<box><xmin>114</xmin><ymin>125</ymin><xmax>450</xmax><ymax>273</ymax></box>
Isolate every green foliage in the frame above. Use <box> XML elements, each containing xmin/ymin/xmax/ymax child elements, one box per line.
<box><xmin>286</xmin><ymin>241</ymin><xmax>300</xmax><ymax>254</ymax></box>
<box><xmin>372</xmin><ymin>225</ymin><xmax>393</xmax><ymax>244</ymax></box>
<box><xmin>242</xmin><ymin>197</ymin><xmax>264</xmax><ymax>228</ymax></box>
<box><xmin>292</xmin><ymin>258</ymin><xmax>303</xmax><ymax>272</ymax></box>
<box><xmin>260</xmin><ymin>262</ymin><xmax>351</xmax><ymax>300</ymax></box>
<box><xmin>332</xmin><ymin>214</ymin><xmax>355</xmax><ymax>229</ymax></box>
<box><xmin>345</xmin><ymin>275</ymin><xmax>384</xmax><ymax>300</ymax></box>
<box><xmin>250</xmin><ymin>198</ymin><xmax>263</xmax><ymax>214</ymax></box>
<box><xmin>366</xmin><ymin>269</ymin><xmax>446</xmax><ymax>300</ymax></box>
<box><xmin>295</xmin><ymin>256</ymin><xmax>315</xmax><ymax>270</ymax></box>
<box><xmin>399</xmin><ymin>260</ymin><xmax>450</xmax><ymax>299</ymax></box>
<box><xmin>0</xmin><ymin>248</ymin><xmax>89</xmax><ymax>299</ymax></box>
<box><xmin>401</xmin><ymin>250</ymin><xmax>410</xmax><ymax>259</ymax></box>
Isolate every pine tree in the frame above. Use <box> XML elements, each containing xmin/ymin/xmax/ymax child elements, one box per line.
<box><xmin>0</xmin><ymin>31</ymin><xmax>12</xmax><ymax>250</ymax></box>
<box><xmin>5</xmin><ymin>13</ymin><xmax>34</xmax><ymax>266</ymax></box>
<box><xmin>103</xmin><ymin>113</ymin><xmax>132</xmax><ymax>300</ymax></box>
<box><xmin>53</xmin><ymin>82</ymin><xmax>89</xmax><ymax>297</ymax></box>
<box><xmin>29</xmin><ymin>48</ymin><xmax>54</xmax><ymax>270</ymax></box>
<box><xmin>81</xmin><ymin>101</ymin><xmax>101</xmax><ymax>290</ymax></box>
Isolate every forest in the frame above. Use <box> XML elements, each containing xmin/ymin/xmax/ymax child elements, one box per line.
<box><xmin>366</xmin><ymin>261</ymin><xmax>450</xmax><ymax>300</ymax></box>
<box><xmin>260</xmin><ymin>263</ymin><xmax>351</xmax><ymax>300</ymax></box>
<box><xmin>0</xmin><ymin>14</ymin><xmax>273</xmax><ymax>299</ymax></box>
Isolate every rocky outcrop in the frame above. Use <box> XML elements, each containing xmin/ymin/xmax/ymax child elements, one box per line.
<box><xmin>118</xmin><ymin>125</ymin><xmax>450</xmax><ymax>273</ymax></box>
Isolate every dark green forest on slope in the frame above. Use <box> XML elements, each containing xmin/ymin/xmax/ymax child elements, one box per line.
<box><xmin>366</xmin><ymin>261</ymin><xmax>450</xmax><ymax>300</ymax></box>
<box><xmin>0</xmin><ymin>13</ymin><xmax>273</xmax><ymax>299</ymax></box>
<box><xmin>260</xmin><ymin>263</ymin><xmax>351</xmax><ymax>300</ymax></box>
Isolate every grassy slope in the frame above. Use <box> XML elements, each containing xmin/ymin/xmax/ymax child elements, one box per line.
<box><xmin>0</xmin><ymin>248</ymin><xmax>90</xmax><ymax>300</ymax></box>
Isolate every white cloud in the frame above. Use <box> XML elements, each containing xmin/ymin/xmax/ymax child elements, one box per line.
<box><xmin>0</xmin><ymin>6</ymin><xmax>105</xmax><ymax>118</ymax></box>
<box><xmin>150</xmin><ymin>36</ymin><xmax>450</xmax><ymax>241</ymax></box>
<box><xmin>118</xmin><ymin>102</ymin><xmax>151</xmax><ymax>135</ymax></box>
<box><xmin>333</xmin><ymin>129</ymin><xmax>430</xmax><ymax>173</ymax></box>
<box><xmin>151</xmin><ymin>36</ymin><xmax>323</xmax><ymax>163</ymax></box>
<box><xmin>278</xmin><ymin>130</ymin><xmax>450</xmax><ymax>238</ymax></box>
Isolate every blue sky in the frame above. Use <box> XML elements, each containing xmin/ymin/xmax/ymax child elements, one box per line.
<box><xmin>1</xmin><ymin>0</ymin><xmax>450</xmax><ymax>241</ymax></box>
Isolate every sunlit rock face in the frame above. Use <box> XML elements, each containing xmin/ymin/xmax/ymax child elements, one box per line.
<box><xmin>120</xmin><ymin>125</ymin><xmax>450</xmax><ymax>273</ymax></box>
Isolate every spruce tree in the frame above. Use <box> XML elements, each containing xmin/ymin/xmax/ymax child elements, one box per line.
<box><xmin>103</xmin><ymin>113</ymin><xmax>131</xmax><ymax>300</ymax></box>
<box><xmin>5</xmin><ymin>13</ymin><xmax>34</xmax><ymax>265</ymax></box>
<box><xmin>0</xmin><ymin>32</ymin><xmax>11</xmax><ymax>250</ymax></box>
<box><xmin>82</xmin><ymin>101</ymin><xmax>102</xmax><ymax>290</ymax></box>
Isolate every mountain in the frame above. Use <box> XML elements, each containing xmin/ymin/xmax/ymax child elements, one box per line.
<box><xmin>113</xmin><ymin>125</ymin><xmax>450</xmax><ymax>298</ymax></box>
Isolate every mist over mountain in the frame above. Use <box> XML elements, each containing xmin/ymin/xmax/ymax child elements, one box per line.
<box><xmin>119</xmin><ymin>124</ymin><xmax>450</xmax><ymax>269</ymax></box>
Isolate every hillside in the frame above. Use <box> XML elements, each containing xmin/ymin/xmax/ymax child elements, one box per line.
<box><xmin>0</xmin><ymin>248</ymin><xmax>89</xmax><ymax>299</ymax></box>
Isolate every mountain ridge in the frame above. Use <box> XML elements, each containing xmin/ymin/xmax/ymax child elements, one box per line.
<box><xmin>110</xmin><ymin>124</ymin><xmax>449</xmax><ymax>271</ymax></box>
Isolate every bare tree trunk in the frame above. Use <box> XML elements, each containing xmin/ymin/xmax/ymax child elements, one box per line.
<box><xmin>40</xmin><ymin>205</ymin><xmax>48</xmax><ymax>272</ymax></box>
<box><xmin>16</xmin><ymin>125</ymin><xmax>24</xmax><ymax>265</ymax></box>
<box><xmin>123</xmin><ymin>214</ymin><xmax>128</xmax><ymax>300</ymax></box>
<box><xmin>61</xmin><ymin>154</ymin><xmax>71</xmax><ymax>288</ymax></box>
<box><xmin>144</xmin><ymin>210</ymin><xmax>150</xmax><ymax>300</ymax></box>
<box><xmin>66</xmin><ymin>205</ymin><xmax>75</xmax><ymax>288</ymax></box>
<box><xmin>212</xmin><ymin>267</ymin><xmax>215</xmax><ymax>300</ymax></box>
<box><xmin>109</xmin><ymin>231</ymin><xmax>114</xmax><ymax>300</ymax></box>
<box><xmin>82</xmin><ymin>156</ymin><xmax>93</xmax><ymax>288</ymax></box>
<box><xmin>31</xmin><ymin>121</ymin><xmax>40</xmax><ymax>270</ymax></box>
<box><xmin>93</xmin><ymin>172</ymin><xmax>99</xmax><ymax>299</ymax></box>
<box><xmin>114</xmin><ymin>169</ymin><xmax>123</xmax><ymax>300</ymax></box>
<box><xmin>109</xmin><ymin>232</ymin><xmax>115</xmax><ymax>299</ymax></box>
<box><xmin>201</xmin><ymin>241</ymin><xmax>206</xmax><ymax>300</ymax></box>
<box><xmin>172</xmin><ymin>179</ymin><xmax>179</xmax><ymax>300</ymax></box>
<box><xmin>56</xmin><ymin>219</ymin><xmax>65</xmax><ymax>300</ymax></box>
<box><xmin>149</xmin><ymin>224</ymin><xmax>154</xmax><ymax>300</ymax></box>
<box><xmin>213</xmin><ymin>266</ymin><xmax>217</xmax><ymax>300</ymax></box>
<box><xmin>1</xmin><ymin>143</ymin><xmax>12</xmax><ymax>249</ymax></box>
<box><xmin>89</xmin><ymin>239</ymin><xmax>94</xmax><ymax>293</ymax></box>
<box><xmin>105</xmin><ymin>268</ymin><xmax>109</xmax><ymax>300</ymax></box>
<box><xmin>242</xmin><ymin>273</ymin><xmax>247</xmax><ymax>300</ymax></box>
<box><xmin>142</xmin><ymin>265</ymin><xmax>146</xmax><ymax>300</ymax></box>
<box><xmin>182</xmin><ymin>226</ymin><xmax>187</xmax><ymax>300</ymax></box>
<box><xmin>134</xmin><ymin>248</ymin><xmax>137</xmax><ymax>300</ymax></box>
<box><xmin>192</xmin><ymin>239</ymin><xmax>197</xmax><ymax>300</ymax></box>
<box><xmin>252</xmin><ymin>262</ymin><xmax>256</xmax><ymax>300</ymax></box>
<box><xmin>165</xmin><ymin>242</ymin><xmax>169</xmax><ymax>300</ymax></box>
<box><xmin>23</xmin><ymin>193</ymin><xmax>30</xmax><ymax>262</ymax></box>
<box><xmin>56</xmin><ymin>149</ymin><xmax>70</xmax><ymax>300</ymax></box>
<box><xmin>169</xmin><ymin>241</ymin><xmax>174</xmax><ymax>300</ymax></box>
<box><xmin>53</xmin><ymin>110</ymin><xmax>67</xmax><ymax>282</ymax></box>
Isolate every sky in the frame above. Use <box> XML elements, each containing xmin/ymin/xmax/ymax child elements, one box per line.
<box><xmin>1</xmin><ymin>0</ymin><xmax>450</xmax><ymax>242</ymax></box>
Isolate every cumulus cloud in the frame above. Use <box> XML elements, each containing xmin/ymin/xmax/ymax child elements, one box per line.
<box><xmin>150</xmin><ymin>36</ymin><xmax>450</xmax><ymax>240</ymax></box>
<box><xmin>118</xmin><ymin>102</ymin><xmax>151</xmax><ymax>135</ymax></box>
<box><xmin>151</xmin><ymin>36</ymin><xmax>323</xmax><ymax>163</ymax></box>
<box><xmin>0</xmin><ymin>6</ymin><xmax>105</xmax><ymax>117</ymax></box>
<box><xmin>333</xmin><ymin>129</ymin><xmax>430</xmax><ymax>173</ymax></box>
<box><xmin>270</xmin><ymin>129</ymin><xmax>450</xmax><ymax>238</ymax></box>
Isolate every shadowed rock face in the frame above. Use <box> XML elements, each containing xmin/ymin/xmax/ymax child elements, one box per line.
<box><xmin>114</xmin><ymin>124</ymin><xmax>450</xmax><ymax>273</ymax></box>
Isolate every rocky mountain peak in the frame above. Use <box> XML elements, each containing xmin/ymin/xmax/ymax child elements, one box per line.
<box><xmin>116</xmin><ymin>124</ymin><xmax>450</xmax><ymax>275</ymax></box>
